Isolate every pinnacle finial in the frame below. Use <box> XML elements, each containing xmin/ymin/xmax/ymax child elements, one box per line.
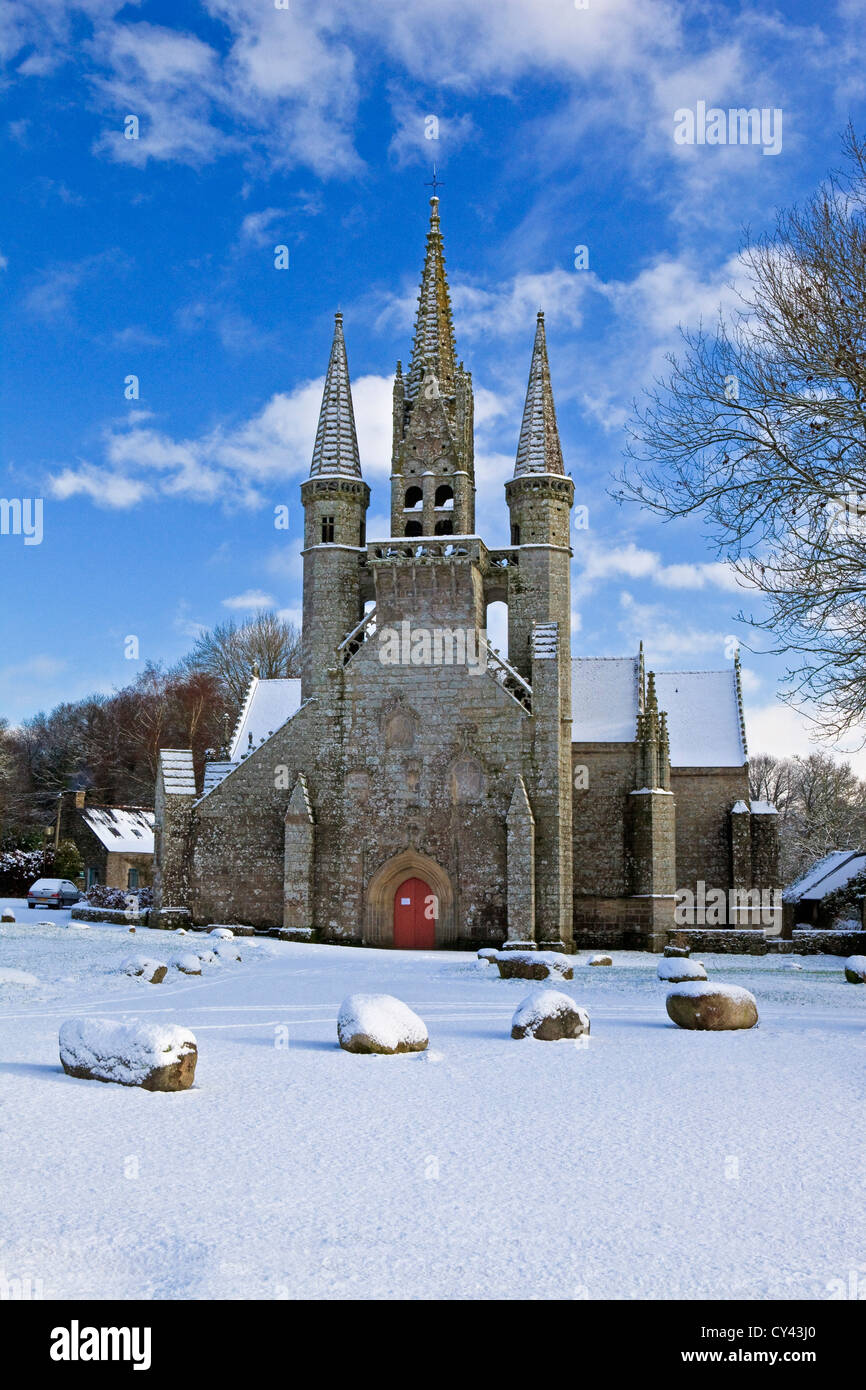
<box><xmin>309</xmin><ymin>313</ymin><xmax>362</xmax><ymax>478</ymax></box>
<box><xmin>513</xmin><ymin>312</ymin><xmax>564</xmax><ymax>477</ymax></box>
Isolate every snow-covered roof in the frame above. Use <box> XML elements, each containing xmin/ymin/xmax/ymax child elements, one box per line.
<box><xmin>82</xmin><ymin>807</ymin><xmax>154</xmax><ymax>855</ymax></box>
<box><xmin>654</xmin><ymin>669</ymin><xmax>745</xmax><ymax>767</ymax></box>
<box><xmin>783</xmin><ymin>850</ymin><xmax>866</xmax><ymax>903</ymax></box>
<box><xmin>161</xmin><ymin>749</ymin><xmax>196</xmax><ymax>795</ymax></box>
<box><xmin>229</xmin><ymin>677</ymin><xmax>302</xmax><ymax>762</ymax></box>
<box><xmin>202</xmin><ymin>762</ymin><xmax>236</xmax><ymax>795</ymax></box>
<box><xmin>572</xmin><ymin>657</ymin><xmax>640</xmax><ymax>742</ymax></box>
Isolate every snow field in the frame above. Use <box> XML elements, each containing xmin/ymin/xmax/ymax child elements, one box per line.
<box><xmin>1</xmin><ymin>900</ymin><xmax>865</xmax><ymax>1299</ymax></box>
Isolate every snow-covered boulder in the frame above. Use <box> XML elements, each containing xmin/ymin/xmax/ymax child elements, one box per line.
<box><xmin>664</xmin><ymin>945</ymin><xmax>690</xmax><ymax>958</ymax></box>
<box><xmin>477</xmin><ymin>947</ymin><xmax>498</xmax><ymax>964</ymax></box>
<box><xmin>1</xmin><ymin>909</ymin><xmax>16</xmax><ymax>922</ymax></box>
<box><xmin>0</xmin><ymin>968</ymin><xmax>38</xmax><ymax>987</ymax></box>
<box><xmin>122</xmin><ymin>956</ymin><xmax>167</xmax><ymax>984</ymax></box>
<box><xmin>170</xmin><ymin>953</ymin><xmax>201</xmax><ymax>976</ymax></box>
<box><xmin>657</xmin><ymin>957</ymin><xmax>707</xmax><ymax>984</ymax></box>
<box><xmin>194</xmin><ymin>948</ymin><xmax>218</xmax><ymax>966</ymax></box>
<box><xmin>666</xmin><ymin>982</ymin><xmax>758</xmax><ymax>1031</ymax></box>
<box><xmin>337</xmin><ymin>993</ymin><xmax>428</xmax><ymax>1055</ymax></box>
<box><xmin>844</xmin><ymin>955</ymin><xmax>866</xmax><ymax>984</ymax></box>
<box><xmin>511</xmin><ymin>990</ymin><xmax>590</xmax><ymax>1041</ymax></box>
<box><xmin>209</xmin><ymin>927</ymin><xmax>234</xmax><ymax>940</ymax></box>
<box><xmin>213</xmin><ymin>942</ymin><xmax>241</xmax><ymax>963</ymax></box>
<box><xmin>59</xmin><ymin>1018</ymin><xmax>197</xmax><ymax>1091</ymax></box>
<box><xmin>495</xmin><ymin>951</ymin><xmax>573</xmax><ymax>981</ymax></box>
<box><xmin>588</xmin><ymin>953</ymin><xmax>613</xmax><ymax>967</ymax></box>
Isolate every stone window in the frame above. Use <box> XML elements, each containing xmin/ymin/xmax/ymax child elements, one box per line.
<box><xmin>511</xmin><ymin>523</ymin><xmax>521</xmax><ymax>545</ymax></box>
<box><xmin>321</xmin><ymin>515</ymin><xmax>335</xmax><ymax>542</ymax></box>
<box><xmin>404</xmin><ymin>485</ymin><xmax>423</xmax><ymax>511</ymax></box>
<box><xmin>405</xmin><ymin>519</ymin><xmax>423</xmax><ymax>536</ymax></box>
<box><xmin>434</xmin><ymin>518</ymin><xmax>453</xmax><ymax>535</ymax></box>
<box><xmin>434</xmin><ymin>483</ymin><xmax>454</xmax><ymax>509</ymax></box>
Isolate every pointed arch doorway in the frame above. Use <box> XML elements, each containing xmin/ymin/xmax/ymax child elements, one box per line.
<box><xmin>394</xmin><ymin>876</ymin><xmax>436</xmax><ymax>949</ymax></box>
<box><xmin>364</xmin><ymin>849</ymin><xmax>456</xmax><ymax>948</ymax></box>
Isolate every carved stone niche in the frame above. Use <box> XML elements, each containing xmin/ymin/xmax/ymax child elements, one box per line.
<box><xmin>450</xmin><ymin>756</ymin><xmax>485</xmax><ymax>805</ymax></box>
<box><xmin>380</xmin><ymin>696</ymin><xmax>418</xmax><ymax>751</ymax></box>
<box><xmin>345</xmin><ymin>769</ymin><xmax>370</xmax><ymax>804</ymax></box>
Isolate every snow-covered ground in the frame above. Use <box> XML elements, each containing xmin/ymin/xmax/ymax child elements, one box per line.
<box><xmin>1</xmin><ymin>895</ymin><xmax>864</xmax><ymax>1301</ymax></box>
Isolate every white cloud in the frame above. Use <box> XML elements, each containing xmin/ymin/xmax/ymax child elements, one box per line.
<box><xmin>237</xmin><ymin>208</ymin><xmax>286</xmax><ymax>248</ymax></box>
<box><xmin>747</xmin><ymin>700</ymin><xmax>866</xmax><ymax>778</ymax></box>
<box><xmin>49</xmin><ymin>464</ymin><xmax>152</xmax><ymax>508</ymax></box>
<box><xmin>49</xmin><ymin>372</ymin><xmax>395</xmax><ymax>511</ymax></box>
<box><xmin>574</xmin><ymin>539</ymin><xmax>744</xmax><ymax>597</ymax></box>
<box><xmin>387</xmin><ymin>91</ymin><xmax>474</xmax><ymax>167</ymax></box>
<box><xmin>222</xmin><ymin>589</ymin><xmax>276</xmax><ymax>611</ymax></box>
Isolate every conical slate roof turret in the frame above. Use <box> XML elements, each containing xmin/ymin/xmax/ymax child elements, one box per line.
<box><xmin>309</xmin><ymin>313</ymin><xmax>362</xmax><ymax>478</ymax></box>
<box><xmin>514</xmin><ymin>311</ymin><xmax>564</xmax><ymax>477</ymax></box>
<box><xmin>406</xmin><ymin>197</ymin><xmax>457</xmax><ymax>404</ymax></box>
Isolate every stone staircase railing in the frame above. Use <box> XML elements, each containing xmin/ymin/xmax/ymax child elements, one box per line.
<box><xmin>337</xmin><ymin>607</ymin><xmax>378</xmax><ymax>665</ymax></box>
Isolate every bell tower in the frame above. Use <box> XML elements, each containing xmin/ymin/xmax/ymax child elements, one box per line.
<box><xmin>390</xmin><ymin>197</ymin><xmax>475</xmax><ymax>539</ymax></box>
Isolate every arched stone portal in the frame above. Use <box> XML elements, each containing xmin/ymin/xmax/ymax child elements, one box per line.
<box><xmin>365</xmin><ymin>849</ymin><xmax>455</xmax><ymax>947</ymax></box>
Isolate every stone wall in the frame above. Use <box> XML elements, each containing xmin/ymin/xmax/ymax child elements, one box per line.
<box><xmin>666</xmin><ymin>926</ymin><xmax>866</xmax><ymax>955</ymax></box>
<box><xmin>571</xmin><ymin>744</ymin><xmax>634</xmax><ymax>898</ymax></box>
<box><xmin>670</xmin><ymin>766</ymin><xmax>749</xmax><ymax>892</ymax></box>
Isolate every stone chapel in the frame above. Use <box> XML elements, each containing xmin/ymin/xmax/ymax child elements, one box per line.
<box><xmin>152</xmin><ymin>196</ymin><xmax>779</xmax><ymax>951</ymax></box>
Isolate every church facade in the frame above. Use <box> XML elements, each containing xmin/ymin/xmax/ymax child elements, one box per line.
<box><xmin>152</xmin><ymin>197</ymin><xmax>778</xmax><ymax>952</ymax></box>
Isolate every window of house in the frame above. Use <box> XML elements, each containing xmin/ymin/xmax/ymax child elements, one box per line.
<box><xmin>127</xmin><ymin>868</ymin><xmax>139</xmax><ymax>889</ymax></box>
<box><xmin>511</xmin><ymin>523</ymin><xmax>521</xmax><ymax>546</ymax></box>
<box><xmin>434</xmin><ymin>484</ymin><xmax>454</xmax><ymax>509</ymax></box>
<box><xmin>404</xmin><ymin>485</ymin><xmax>423</xmax><ymax>511</ymax></box>
<box><xmin>86</xmin><ymin>867</ymin><xmax>99</xmax><ymax>887</ymax></box>
<box><xmin>404</xmin><ymin>519</ymin><xmax>423</xmax><ymax>537</ymax></box>
<box><xmin>321</xmin><ymin>515</ymin><xmax>335</xmax><ymax>542</ymax></box>
<box><xmin>434</xmin><ymin>518</ymin><xmax>454</xmax><ymax>535</ymax></box>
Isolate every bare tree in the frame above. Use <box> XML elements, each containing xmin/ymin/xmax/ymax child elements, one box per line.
<box><xmin>618</xmin><ymin>126</ymin><xmax>866</xmax><ymax>738</ymax></box>
<box><xmin>186</xmin><ymin>611</ymin><xmax>302</xmax><ymax>709</ymax></box>
<box><xmin>748</xmin><ymin>752</ymin><xmax>795</xmax><ymax>815</ymax></box>
<box><xmin>750</xmin><ymin>749</ymin><xmax>866</xmax><ymax>881</ymax></box>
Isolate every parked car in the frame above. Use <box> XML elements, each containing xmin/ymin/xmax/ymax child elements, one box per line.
<box><xmin>27</xmin><ymin>878</ymin><xmax>82</xmax><ymax>909</ymax></box>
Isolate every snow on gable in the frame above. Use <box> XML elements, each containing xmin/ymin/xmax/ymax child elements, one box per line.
<box><xmin>82</xmin><ymin>807</ymin><xmax>154</xmax><ymax>855</ymax></box>
<box><xmin>654</xmin><ymin>669</ymin><xmax>745</xmax><ymax>767</ymax></box>
<box><xmin>161</xmin><ymin>749</ymin><xmax>195</xmax><ymax>795</ymax></box>
<box><xmin>229</xmin><ymin>677</ymin><xmax>302</xmax><ymax>762</ymax></box>
<box><xmin>572</xmin><ymin>657</ymin><xmax>639</xmax><ymax>743</ymax></box>
<box><xmin>202</xmin><ymin>762</ymin><xmax>236</xmax><ymax>795</ymax></box>
<box><xmin>783</xmin><ymin>850</ymin><xmax>866</xmax><ymax>903</ymax></box>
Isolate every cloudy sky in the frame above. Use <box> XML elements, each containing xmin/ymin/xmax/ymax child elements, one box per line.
<box><xmin>2</xmin><ymin>0</ymin><xmax>865</xmax><ymax>765</ymax></box>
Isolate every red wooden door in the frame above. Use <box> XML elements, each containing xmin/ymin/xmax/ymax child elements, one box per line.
<box><xmin>393</xmin><ymin>877</ymin><xmax>435</xmax><ymax>949</ymax></box>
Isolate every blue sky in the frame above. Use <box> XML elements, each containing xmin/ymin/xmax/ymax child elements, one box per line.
<box><xmin>2</xmin><ymin>0</ymin><xmax>865</xmax><ymax>764</ymax></box>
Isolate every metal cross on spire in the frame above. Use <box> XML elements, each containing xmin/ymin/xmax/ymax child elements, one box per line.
<box><xmin>425</xmin><ymin>164</ymin><xmax>445</xmax><ymax>198</ymax></box>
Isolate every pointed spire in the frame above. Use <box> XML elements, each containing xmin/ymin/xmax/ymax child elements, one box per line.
<box><xmin>309</xmin><ymin>313</ymin><xmax>361</xmax><ymax>478</ymax></box>
<box><xmin>514</xmin><ymin>311</ymin><xmax>564</xmax><ymax>477</ymax></box>
<box><xmin>406</xmin><ymin>197</ymin><xmax>457</xmax><ymax>404</ymax></box>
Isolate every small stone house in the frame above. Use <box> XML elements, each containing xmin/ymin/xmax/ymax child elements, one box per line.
<box><xmin>152</xmin><ymin>196</ymin><xmax>779</xmax><ymax>951</ymax></box>
<box><xmin>782</xmin><ymin>850</ymin><xmax>866</xmax><ymax>934</ymax></box>
<box><xmin>54</xmin><ymin>790</ymin><xmax>155</xmax><ymax>890</ymax></box>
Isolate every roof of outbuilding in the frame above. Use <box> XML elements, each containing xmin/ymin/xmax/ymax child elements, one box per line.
<box><xmin>783</xmin><ymin>850</ymin><xmax>866</xmax><ymax>903</ymax></box>
<box><xmin>81</xmin><ymin>806</ymin><xmax>154</xmax><ymax>855</ymax></box>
